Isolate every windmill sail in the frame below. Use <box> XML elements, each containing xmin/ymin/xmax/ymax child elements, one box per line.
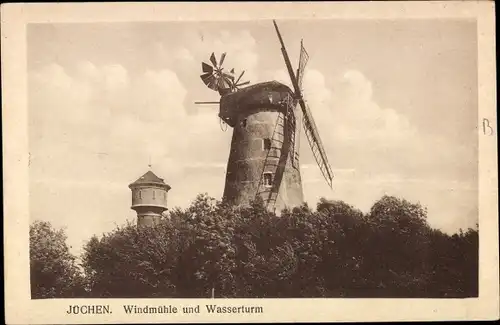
<box><xmin>273</xmin><ymin>20</ymin><xmax>334</xmax><ymax>188</ymax></box>
<box><xmin>296</xmin><ymin>40</ymin><xmax>309</xmax><ymax>90</ymax></box>
<box><xmin>300</xmin><ymin>101</ymin><xmax>334</xmax><ymax>188</ymax></box>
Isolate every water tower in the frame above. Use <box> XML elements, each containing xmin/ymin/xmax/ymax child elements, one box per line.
<box><xmin>129</xmin><ymin>170</ymin><xmax>171</xmax><ymax>227</ymax></box>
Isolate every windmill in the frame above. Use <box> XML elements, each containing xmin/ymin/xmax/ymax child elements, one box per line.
<box><xmin>195</xmin><ymin>20</ymin><xmax>333</xmax><ymax>212</ymax></box>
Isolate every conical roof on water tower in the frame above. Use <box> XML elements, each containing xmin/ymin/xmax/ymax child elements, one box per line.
<box><xmin>129</xmin><ymin>170</ymin><xmax>170</xmax><ymax>187</ymax></box>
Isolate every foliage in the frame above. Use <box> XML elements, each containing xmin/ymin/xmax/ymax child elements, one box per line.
<box><xmin>29</xmin><ymin>221</ymin><xmax>86</xmax><ymax>298</ymax></box>
<box><xmin>31</xmin><ymin>194</ymin><xmax>479</xmax><ymax>298</ymax></box>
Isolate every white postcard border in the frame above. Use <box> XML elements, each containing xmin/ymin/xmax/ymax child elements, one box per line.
<box><xmin>2</xmin><ymin>1</ymin><xmax>498</xmax><ymax>323</ymax></box>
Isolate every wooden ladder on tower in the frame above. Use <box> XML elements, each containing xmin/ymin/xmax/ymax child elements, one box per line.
<box><xmin>284</xmin><ymin>94</ymin><xmax>298</xmax><ymax>169</ymax></box>
<box><xmin>255</xmin><ymin>112</ymin><xmax>283</xmax><ymax>211</ymax></box>
<box><xmin>255</xmin><ymin>95</ymin><xmax>296</xmax><ymax>211</ymax></box>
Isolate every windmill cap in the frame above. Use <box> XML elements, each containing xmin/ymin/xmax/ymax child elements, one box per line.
<box><xmin>128</xmin><ymin>170</ymin><xmax>171</xmax><ymax>190</ymax></box>
<box><xmin>219</xmin><ymin>80</ymin><xmax>294</xmax><ymax>127</ymax></box>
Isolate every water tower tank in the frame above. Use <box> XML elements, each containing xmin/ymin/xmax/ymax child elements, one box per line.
<box><xmin>128</xmin><ymin>170</ymin><xmax>171</xmax><ymax>227</ymax></box>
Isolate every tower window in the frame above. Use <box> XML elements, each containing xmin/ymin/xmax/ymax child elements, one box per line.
<box><xmin>263</xmin><ymin>172</ymin><xmax>273</xmax><ymax>187</ymax></box>
<box><xmin>153</xmin><ymin>190</ymin><xmax>156</xmax><ymax>200</ymax></box>
<box><xmin>263</xmin><ymin>138</ymin><xmax>271</xmax><ymax>151</ymax></box>
<box><xmin>138</xmin><ymin>190</ymin><xmax>142</xmax><ymax>199</ymax></box>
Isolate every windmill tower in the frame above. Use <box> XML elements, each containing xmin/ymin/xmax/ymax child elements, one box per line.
<box><xmin>196</xmin><ymin>20</ymin><xmax>334</xmax><ymax>212</ymax></box>
<box><xmin>129</xmin><ymin>169</ymin><xmax>171</xmax><ymax>227</ymax></box>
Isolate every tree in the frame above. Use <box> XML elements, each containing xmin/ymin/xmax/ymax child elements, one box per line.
<box><xmin>30</xmin><ymin>220</ymin><xmax>85</xmax><ymax>298</ymax></box>
<box><xmin>78</xmin><ymin>194</ymin><xmax>478</xmax><ymax>298</ymax></box>
<box><xmin>231</xmin><ymin>198</ymin><xmax>299</xmax><ymax>297</ymax></box>
<box><xmin>175</xmin><ymin>194</ymin><xmax>238</xmax><ymax>298</ymax></box>
<box><xmin>82</xmin><ymin>220</ymin><xmax>182</xmax><ymax>298</ymax></box>
<box><xmin>315</xmin><ymin>198</ymin><xmax>368</xmax><ymax>297</ymax></box>
<box><xmin>427</xmin><ymin>227</ymin><xmax>479</xmax><ymax>297</ymax></box>
<box><xmin>365</xmin><ymin>195</ymin><xmax>432</xmax><ymax>297</ymax></box>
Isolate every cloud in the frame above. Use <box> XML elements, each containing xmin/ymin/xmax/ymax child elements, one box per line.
<box><xmin>173</xmin><ymin>47</ymin><xmax>195</xmax><ymax>63</ymax></box>
<box><xmin>274</xmin><ymin>68</ymin><xmax>476</xmax><ymax>183</ymax></box>
<box><xmin>197</xmin><ymin>29</ymin><xmax>258</xmax><ymax>79</ymax></box>
<box><xmin>29</xmin><ymin>61</ymin><xmax>235</xmax><ymax>253</ymax></box>
<box><xmin>261</xmin><ymin>68</ymin><xmax>477</xmax><ymax>234</ymax></box>
<box><xmin>29</xmin><ymin>62</ymin><xmax>231</xmax><ymax>186</ymax></box>
<box><xmin>155</xmin><ymin>29</ymin><xmax>259</xmax><ymax>86</ymax></box>
<box><xmin>329</xmin><ymin>70</ymin><xmax>416</xmax><ymax>146</ymax></box>
<box><xmin>26</xmin><ymin>22</ymin><xmax>478</xmax><ymax>256</ymax></box>
<box><xmin>29</xmin><ymin>58</ymin><xmax>477</xmax><ymax>251</ymax></box>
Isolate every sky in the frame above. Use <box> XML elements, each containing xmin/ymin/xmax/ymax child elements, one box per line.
<box><xmin>27</xmin><ymin>19</ymin><xmax>478</xmax><ymax>255</ymax></box>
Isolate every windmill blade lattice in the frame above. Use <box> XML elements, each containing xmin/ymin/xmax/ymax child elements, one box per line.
<box><xmin>300</xmin><ymin>101</ymin><xmax>334</xmax><ymax>188</ymax></box>
<box><xmin>229</xmin><ymin>70</ymin><xmax>250</xmax><ymax>91</ymax></box>
<box><xmin>200</xmin><ymin>52</ymin><xmax>234</xmax><ymax>92</ymax></box>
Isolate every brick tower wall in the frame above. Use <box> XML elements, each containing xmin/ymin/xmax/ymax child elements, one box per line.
<box><xmin>222</xmin><ymin>106</ymin><xmax>304</xmax><ymax>212</ymax></box>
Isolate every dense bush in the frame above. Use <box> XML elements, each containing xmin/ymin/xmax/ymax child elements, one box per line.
<box><xmin>77</xmin><ymin>194</ymin><xmax>479</xmax><ymax>298</ymax></box>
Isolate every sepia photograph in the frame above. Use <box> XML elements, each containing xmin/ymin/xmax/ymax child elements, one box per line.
<box><xmin>2</xmin><ymin>1</ymin><xmax>498</xmax><ymax>323</ymax></box>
